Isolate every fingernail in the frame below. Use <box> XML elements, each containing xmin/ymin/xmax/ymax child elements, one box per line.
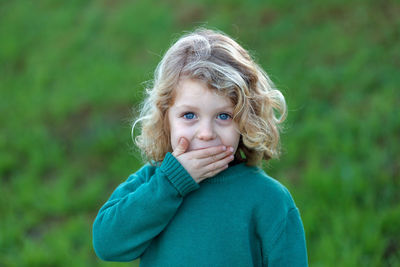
<box><xmin>222</xmin><ymin>146</ymin><xmax>226</xmax><ymax>151</ymax></box>
<box><xmin>229</xmin><ymin>147</ymin><xmax>234</xmax><ymax>152</ymax></box>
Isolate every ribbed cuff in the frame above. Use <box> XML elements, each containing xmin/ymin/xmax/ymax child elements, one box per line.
<box><xmin>160</xmin><ymin>153</ymin><xmax>200</xmax><ymax>197</ymax></box>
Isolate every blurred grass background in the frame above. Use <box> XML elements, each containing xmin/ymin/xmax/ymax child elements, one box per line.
<box><xmin>1</xmin><ymin>0</ymin><xmax>399</xmax><ymax>266</ymax></box>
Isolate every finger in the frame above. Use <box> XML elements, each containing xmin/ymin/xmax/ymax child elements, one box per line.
<box><xmin>189</xmin><ymin>145</ymin><xmax>232</xmax><ymax>159</ymax></box>
<box><xmin>202</xmin><ymin>163</ymin><xmax>230</xmax><ymax>180</ymax></box>
<box><xmin>203</xmin><ymin>154</ymin><xmax>234</xmax><ymax>174</ymax></box>
<box><xmin>200</xmin><ymin>149</ymin><xmax>234</xmax><ymax>166</ymax></box>
<box><xmin>172</xmin><ymin>137</ymin><xmax>189</xmax><ymax>157</ymax></box>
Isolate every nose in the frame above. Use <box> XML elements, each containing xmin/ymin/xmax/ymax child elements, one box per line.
<box><xmin>197</xmin><ymin>120</ymin><xmax>216</xmax><ymax>141</ymax></box>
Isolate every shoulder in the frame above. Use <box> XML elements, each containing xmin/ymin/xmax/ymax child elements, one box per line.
<box><xmin>239</xmin><ymin>166</ymin><xmax>302</xmax><ymax>240</ymax></box>
<box><xmin>238</xmin><ymin>165</ymin><xmax>297</xmax><ymax>217</ymax></box>
<box><xmin>244</xmin><ymin>165</ymin><xmax>294</xmax><ymax>204</ymax></box>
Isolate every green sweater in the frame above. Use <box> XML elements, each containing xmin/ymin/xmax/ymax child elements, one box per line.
<box><xmin>93</xmin><ymin>153</ymin><xmax>308</xmax><ymax>266</ymax></box>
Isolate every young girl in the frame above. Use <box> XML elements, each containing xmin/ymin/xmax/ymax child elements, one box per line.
<box><xmin>93</xmin><ymin>28</ymin><xmax>308</xmax><ymax>266</ymax></box>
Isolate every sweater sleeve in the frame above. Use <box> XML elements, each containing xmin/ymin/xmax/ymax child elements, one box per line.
<box><xmin>92</xmin><ymin>152</ymin><xmax>199</xmax><ymax>261</ymax></box>
<box><xmin>265</xmin><ymin>207</ymin><xmax>308</xmax><ymax>266</ymax></box>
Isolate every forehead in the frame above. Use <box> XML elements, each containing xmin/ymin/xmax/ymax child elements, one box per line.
<box><xmin>172</xmin><ymin>78</ymin><xmax>234</xmax><ymax>106</ymax></box>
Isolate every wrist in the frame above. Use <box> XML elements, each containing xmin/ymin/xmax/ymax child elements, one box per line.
<box><xmin>160</xmin><ymin>153</ymin><xmax>200</xmax><ymax>196</ymax></box>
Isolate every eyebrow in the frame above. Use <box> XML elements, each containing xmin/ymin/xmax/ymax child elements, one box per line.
<box><xmin>175</xmin><ymin>104</ymin><xmax>234</xmax><ymax>111</ymax></box>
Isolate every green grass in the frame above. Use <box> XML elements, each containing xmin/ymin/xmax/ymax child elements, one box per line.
<box><xmin>1</xmin><ymin>0</ymin><xmax>399</xmax><ymax>266</ymax></box>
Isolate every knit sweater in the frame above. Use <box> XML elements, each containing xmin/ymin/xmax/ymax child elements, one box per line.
<box><xmin>92</xmin><ymin>152</ymin><xmax>308</xmax><ymax>266</ymax></box>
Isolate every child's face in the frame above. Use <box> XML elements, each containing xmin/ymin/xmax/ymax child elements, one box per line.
<box><xmin>168</xmin><ymin>78</ymin><xmax>240</xmax><ymax>153</ymax></box>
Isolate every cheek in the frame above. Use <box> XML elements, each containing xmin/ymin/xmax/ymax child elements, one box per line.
<box><xmin>170</xmin><ymin>123</ymin><xmax>195</xmax><ymax>150</ymax></box>
<box><xmin>222</xmin><ymin>127</ymin><xmax>240</xmax><ymax>151</ymax></box>
<box><xmin>230</xmin><ymin>132</ymin><xmax>241</xmax><ymax>150</ymax></box>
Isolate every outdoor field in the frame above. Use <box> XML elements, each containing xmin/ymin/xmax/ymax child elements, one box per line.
<box><xmin>1</xmin><ymin>0</ymin><xmax>399</xmax><ymax>266</ymax></box>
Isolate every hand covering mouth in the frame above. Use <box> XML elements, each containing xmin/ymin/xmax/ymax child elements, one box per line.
<box><xmin>189</xmin><ymin>143</ymin><xmax>223</xmax><ymax>151</ymax></box>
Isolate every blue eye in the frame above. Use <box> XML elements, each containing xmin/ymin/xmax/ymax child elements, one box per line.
<box><xmin>218</xmin><ymin>113</ymin><xmax>231</xmax><ymax>120</ymax></box>
<box><xmin>183</xmin><ymin>112</ymin><xmax>196</xmax><ymax>120</ymax></box>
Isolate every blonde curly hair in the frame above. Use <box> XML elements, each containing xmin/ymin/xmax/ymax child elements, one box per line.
<box><xmin>132</xmin><ymin>28</ymin><xmax>287</xmax><ymax>166</ymax></box>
